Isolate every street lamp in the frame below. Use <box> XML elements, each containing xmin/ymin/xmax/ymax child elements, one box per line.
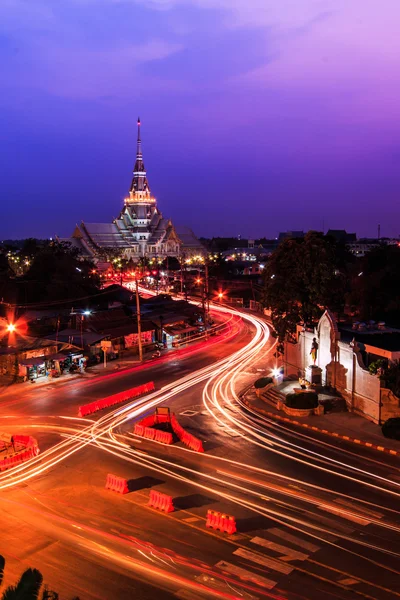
<box><xmin>6</xmin><ymin>323</ymin><xmax>15</xmax><ymax>333</ymax></box>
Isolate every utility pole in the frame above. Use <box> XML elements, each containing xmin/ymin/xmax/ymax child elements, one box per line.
<box><xmin>135</xmin><ymin>277</ymin><xmax>143</xmax><ymax>362</ymax></box>
<box><xmin>205</xmin><ymin>258</ymin><xmax>210</xmax><ymax>322</ymax></box>
<box><xmin>180</xmin><ymin>256</ymin><xmax>184</xmax><ymax>295</ymax></box>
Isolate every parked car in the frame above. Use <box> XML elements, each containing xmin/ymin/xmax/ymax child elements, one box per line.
<box><xmin>382</xmin><ymin>417</ymin><xmax>400</xmax><ymax>440</ymax></box>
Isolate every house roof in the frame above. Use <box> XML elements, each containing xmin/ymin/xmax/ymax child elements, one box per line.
<box><xmin>0</xmin><ymin>336</ymin><xmax>59</xmax><ymax>354</ymax></box>
<box><xmin>340</xmin><ymin>329</ymin><xmax>400</xmax><ymax>352</ymax></box>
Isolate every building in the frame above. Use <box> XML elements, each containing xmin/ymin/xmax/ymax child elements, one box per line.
<box><xmin>68</xmin><ymin>118</ymin><xmax>205</xmax><ymax>261</ymax></box>
<box><xmin>285</xmin><ymin>310</ymin><xmax>400</xmax><ymax>424</ymax></box>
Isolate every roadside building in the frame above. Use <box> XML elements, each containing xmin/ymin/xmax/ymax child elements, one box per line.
<box><xmin>0</xmin><ymin>336</ymin><xmax>76</xmax><ymax>382</ymax></box>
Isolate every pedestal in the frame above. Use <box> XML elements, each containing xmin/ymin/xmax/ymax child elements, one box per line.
<box><xmin>306</xmin><ymin>365</ymin><xmax>322</xmax><ymax>385</ymax></box>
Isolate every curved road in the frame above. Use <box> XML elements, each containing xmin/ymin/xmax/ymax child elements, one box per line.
<box><xmin>0</xmin><ymin>305</ymin><xmax>399</xmax><ymax>599</ymax></box>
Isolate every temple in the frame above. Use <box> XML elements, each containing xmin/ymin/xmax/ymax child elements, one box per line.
<box><xmin>68</xmin><ymin>118</ymin><xmax>204</xmax><ymax>260</ymax></box>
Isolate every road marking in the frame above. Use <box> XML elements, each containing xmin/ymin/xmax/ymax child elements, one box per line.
<box><xmin>251</xmin><ymin>536</ymin><xmax>309</xmax><ymax>561</ymax></box>
<box><xmin>318</xmin><ymin>505</ymin><xmax>369</xmax><ymax>526</ymax></box>
<box><xmin>233</xmin><ymin>548</ymin><xmax>293</xmax><ymax>574</ymax></box>
<box><xmin>338</xmin><ymin>578</ymin><xmax>360</xmax><ymax>586</ymax></box>
<box><xmin>314</xmin><ymin>513</ymin><xmax>356</xmax><ymax>534</ymax></box>
<box><xmin>215</xmin><ymin>561</ymin><xmax>277</xmax><ymax>590</ymax></box>
<box><xmin>268</xmin><ymin>528</ymin><xmax>320</xmax><ymax>552</ymax></box>
<box><xmin>333</xmin><ymin>498</ymin><xmax>383</xmax><ymax>519</ymax></box>
<box><xmin>183</xmin><ymin>517</ymin><xmax>200</xmax><ymax>523</ymax></box>
<box><xmin>180</xmin><ymin>410</ymin><xmax>199</xmax><ymax>417</ymax></box>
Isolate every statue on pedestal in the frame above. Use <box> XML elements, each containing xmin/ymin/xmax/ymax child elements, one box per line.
<box><xmin>310</xmin><ymin>337</ymin><xmax>318</xmax><ymax>365</ymax></box>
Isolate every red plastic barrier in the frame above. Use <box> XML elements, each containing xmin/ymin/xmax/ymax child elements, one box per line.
<box><xmin>105</xmin><ymin>473</ymin><xmax>129</xmax><ymax>494</ymax></box>
<box><xmin>0</xmin><ymin>446</ymin><xmax>37</xmax><ymax>472</ymax></box>
<box><xmin>148</xmin><ymin>490</ymin><xmax>174</xmax><ymax>513</ymax></box>
<box><xmin>133</xmin><ymin>423</ymin><xmax>144</xmax><ymax>436</ymax></box>
<box><xmin>78</xmin><ymin>381</ymin><xmax>155</xmax><ymax>417</ymax></box>
<box><xmin>143</xmin><ymin>427</ymin><xmax>156</xmax><ymax>440</ymax></box>
<box><xmin>138</xmin><ymin>415</ymin><xmax>156</xmax><ymax>428</ymax></box>
<box><xmin>206</xmin><ymin>510</ymin><xmax>236</xmax><ymax>534</ymax></box>
<box><xmin>155</xmin><ymin>430</ymin><xmax>173</xmax><ymax>445</ymax></box>
<box><xmin>170</xmin><ymin>414</ymin><xmax>204</xmax><ymax>452</ymax></box>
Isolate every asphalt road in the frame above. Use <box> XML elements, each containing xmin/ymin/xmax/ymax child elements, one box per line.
<box><xmin>0</xmin><ymin>306</ymin><xmax>400</xmax><ymax>600</ymax></box>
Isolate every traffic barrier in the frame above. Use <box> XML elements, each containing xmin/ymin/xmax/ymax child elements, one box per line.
<box><xmin>155</xmin><ymin>430</ymin><xmax>173</xmax><ymax>445</ymax></box>
<box><xmin>105</xmin><ymin>473</ymin><xmax>129</xmax><ymax>494</ymax></box>
<box><xmin>143</xmin><ymin>427</ymin><xmax>156</xmax><ymax>440</ymax></box>
<box><xmin>78</xmin><ymin>381</ymin><xmax>155</xmax><ymax>417</ymax></box>
<box><xmin>134</xmin><ymin>423</ymin><xmax>145</xmax><ymax>436</ymax></box>
<box><xmin>0</xmin><ymin>447</ymin><xmax>37</xmax><ymax>471</ymax></box>
<box><xmin>170</xmin><ymin>415</ymin><xmax>204</xmax><ymax>452</ymax></box>
<box><xmin>138</xmin><ymin>415</ymin><xmax>156</xmax><ymax>428</ymax></box>
<box><xmin>148</xmin><ymin>490</ymin><xmax>174</xmax><ymax>513</ymax></box>
<box><xmin>206</xmin><ymin>510</ymin><xmax>236</xmax><ymax>534</ymax></box>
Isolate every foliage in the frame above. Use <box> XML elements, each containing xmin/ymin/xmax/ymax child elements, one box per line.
<box><xmin>0</xmin><ymin>556</ymin><xmax>4</xmax><ymax>587</ymax></box>
<box><xmin>21</xmin><ymin>241</ymin><xmax>100</xmax><ymax>304</ymax></box>
<box><xmin>2</xmin><ymin>568</ymin><xmax>43</xmax><ymax>600</ymax></box>
<box><xmin>285</xmin><ymin>392</ymin><xmax>319</xmax><ymax>409</ymax></box>
<box><xmin>254</xmin><ymin>377</ymin><xmax>273</xmax><ymax>389</ymax></box>
<box><xmin>382</xmin><ymin>418</ymin><xmax>400</xmax><ymax>440</ymax></box>
<box><xmin>368</xmin><ymin>358</ymin><xmax>386</xmax><ymax>375</ymax></box>
<box><xmin>262</xmin><ymin>231</ymin><xmax>351</xmax><ymax>348</ymax></box>
<box><xmin>41</xmin><ymin>589</ymin><xmax>58</xmax><ymax>600</ymax></box>
<box><xmin>0</xmin><ymin>558</ymin><xmax>63</xmax><ymax>600</ymax></box>
<box><xmin>379</xmin><ymin>361</ymin><xmax>400</xmax><ymax>398</ymax></box>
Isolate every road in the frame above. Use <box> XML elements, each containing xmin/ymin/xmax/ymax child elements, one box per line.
<box><xmin>0</xmin><ymin>304</ymin><xmax>400</xmax><ymax>599</ymax></box>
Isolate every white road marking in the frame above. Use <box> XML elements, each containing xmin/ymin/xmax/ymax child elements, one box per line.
<box><xmin>251</xmin><ymin>536</ymin><xmax>309</xmax><ymax>561</ymax></box>
<box><xmin>334</xmin><ymin>498</ymin><xmax>383</xmax><ymax>519</ymax></box>
<box><xmin>216</xmin><ymin>561</ymin><xmax>277</xmax><ymax>590</ymax></box>
<box><xmin>268</xmin><ymin>528</ymin><xmax>320</xmax><ymax>552</ymax></box>
<box><xmin>318</xmin><ymin>505</ymin><xmax>369</xmax><ymax>526</ymax></box>
<box><xmin>233</xmin><ymin>548</ymin><xmax>293</xmax><ymax>574</ymax></box>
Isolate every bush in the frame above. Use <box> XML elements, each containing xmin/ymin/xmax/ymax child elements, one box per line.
<box><xmin>254</xmin><ymin>377</ymin><xmax>273</xmax><ymax>389</ymax></box>
<box><xmin>382</xmin><ymin>417</ymin><xmax>400</xmax><ymax>440</ymax></box>
<box><xmin>285</xmin><ymin>392</ymin><xmax>318</xmax><ymax>409</ymax></box>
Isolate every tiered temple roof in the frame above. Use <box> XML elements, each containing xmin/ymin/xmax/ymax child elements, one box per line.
<box><xmin>67</xmin><ymin>118</ymin><xmax>204</xmax><ymax>260</ymax></box>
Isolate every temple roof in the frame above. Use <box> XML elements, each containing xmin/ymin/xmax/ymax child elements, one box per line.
<box><xmin>175</xmin><ymin>226</ymin><xmax>205</xmax><ymax>249</ymax></box>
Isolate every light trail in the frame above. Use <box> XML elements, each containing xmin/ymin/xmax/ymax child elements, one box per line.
<box><xmin>2</xmin><ymin>299</ymin><xmax>400</xmax><ymax>598</ymax></box>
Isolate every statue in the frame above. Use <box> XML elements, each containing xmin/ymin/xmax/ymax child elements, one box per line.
<box><xmin>310</xmin><ymin>337</ymin><xmax>318</xmax><ymax>365</ymax></box>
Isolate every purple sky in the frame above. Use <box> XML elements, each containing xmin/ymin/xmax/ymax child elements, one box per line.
<box><xmin>1</xmin><ymin>0</ymin><xmax>400</xmax><ymax>240</ymax></box>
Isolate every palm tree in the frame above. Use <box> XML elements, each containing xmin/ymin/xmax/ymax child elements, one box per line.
<box><xmin>1</xmin><ymin>568</ymin><xmax>43</xmax><ymax>600</ymax></box>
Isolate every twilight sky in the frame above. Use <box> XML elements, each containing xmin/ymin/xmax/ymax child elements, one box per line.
<box><xmin>1</xmin><ymin>0</ymin><xmax>400</xmax><ymax>240</ymax></box>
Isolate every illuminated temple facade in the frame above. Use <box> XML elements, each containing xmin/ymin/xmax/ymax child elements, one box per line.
<box><xmin>68</xmin><ymin>119</ymin><xmax>204</xmax><ymax>261</ymax></box>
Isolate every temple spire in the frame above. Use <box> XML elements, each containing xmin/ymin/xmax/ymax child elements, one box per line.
<box><xmin>136</xmin><ymin>117</ymin><xmax>142</xmax><ymax>159</ymax></box>
<box><xmin>130</xmin><ymin>116</ymin><xmax>150</xmax><ymax>196</ymax></box>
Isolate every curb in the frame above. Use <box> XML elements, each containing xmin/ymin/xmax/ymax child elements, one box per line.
<box><xmin>241</xmin><ymin>396</ymin><xmax>399</xmax><ymax>458</ymax></box>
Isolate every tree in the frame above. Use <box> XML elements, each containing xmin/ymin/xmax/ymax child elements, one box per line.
<box><xmin>1</xmin><ymin>568</ymin><xmax>43</xmax><ymax>600</ymax></box>
<box><xmin>380</xmin><ymin>361</ymin><xmax>400</xmax><ymax>398</ymax></box>
<box><xmin>262</xmin><ymin>231</ymin><xmax>350</xmax><ymax>348</ymax></box>
<box><xmin>21</xmin><ymin>241</ymin><xmax>100</xmax><ymax>305</ymax></box>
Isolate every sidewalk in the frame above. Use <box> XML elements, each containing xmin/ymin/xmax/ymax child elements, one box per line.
<box><xmin>242</xmin><ymin>386</ymin><xmax>400</xmax><ymax>455</ymax></box>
